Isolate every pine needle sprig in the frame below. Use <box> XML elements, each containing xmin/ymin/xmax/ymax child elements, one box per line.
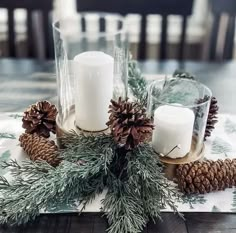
<box><xmin>60</xmin><ymin>132</ymin><xmax>115</xmax><ymax>164</ymax></box>
<box><xmin>0</xmin><ymin>134</ymin><xmax>117</xmax><ymax>225</ymax></box>
<box><xmin>0</xmin><ymin>156</ymin><xmax>109</xmax><ymax>225</ymax></box>
<box><xmin>59</xmin><ymin>133</ymin><xmax>117</xmax><ymax>209</ymax></box>
<box><xmin>1</xmin><ymin>159</ymin><xmax>51</xmax><ymax>178</ymax></box>
<box><xmin>127</xmin><ymin>144</ymin><xmax>183</xmax><ymax>220</ymax></box>
<box><xmin>101</xmin><ymin>143</ymin><xmax>183</xmax><ymax>233</ymax></box>
<box><xmin>54</xmin><ymin>134</ymin><xmax>115</xmax><ymax>205</ymax></box>
<box><xmin>102</xmin><ymin>181</ymin><xmax>147</xmax><ymax>233</ymax></box>
<box><xmin>0</xmin><ymin>160</ymin><xmax>62</xmax><ymax>225</ymax></box>
<box><xmin>128</xmin><ymin>61</ymin><xmax>197</xmax><ymax>107</ymax></box>
<box><xmin>60</xmin><ymin>133</ymin><xmax>115</xmax><ymax>178</ymax></box>
<box><xmin>128</xmin><ymin>59</ymin><xmax>148</xmax><ymax>106</ymax></box>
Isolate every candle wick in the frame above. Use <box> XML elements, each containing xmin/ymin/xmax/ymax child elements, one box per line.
<box><xmin>165</xmin><ymin>144</ymin><xmax>181</xmax><ymax>157</ymax></box>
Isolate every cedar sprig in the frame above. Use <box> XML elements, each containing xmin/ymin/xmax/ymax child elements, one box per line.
<box><xmin>128</xmin><ymin>58</ymin><xmax>148</xmax><ymax>106</ymax></box>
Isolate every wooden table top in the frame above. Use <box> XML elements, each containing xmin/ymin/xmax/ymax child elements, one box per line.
<box><xmin>0</xmin><ymin>59</ymin><xmax>236</xmax><ymax>233</ymax></box>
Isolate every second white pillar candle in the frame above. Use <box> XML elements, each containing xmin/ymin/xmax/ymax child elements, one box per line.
<box><xmin>74</xmin><ymin>51</ymin><xmax>114</xmax><ymax>131</ymax></box>
<box><xmin>152</xmin><ymin>105</ymin><xmax>195</xmax><ymax>158</ymax></box>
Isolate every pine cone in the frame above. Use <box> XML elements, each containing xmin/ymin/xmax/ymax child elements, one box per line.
<box><xmin>176</xmin><ymin>159</ymin><xmax>236</xmax><ymax>194</ymax></box>
<box><xmin>19</xmin><ymin>133</ymin><xmax>61</xmax><ymax>167</ymax></box>
<box><xmin>197</xmin><ymin>96</ymin><xmax>219</xmax><ymax>139</ymax></box>
<box><xmin>107</xmin><ymin>97</ymin><xmax>154</xmax><ymax>150</ymax></box>
<box><xmin>22</xmin><ymin>101</ymin><xmax>58</xmax><ymax>138</ymax></box>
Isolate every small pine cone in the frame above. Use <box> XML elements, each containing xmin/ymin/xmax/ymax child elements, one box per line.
<box><xmin>22</xmin><ymin>101</ymin><xmax>58</xmax><ymax>138</ymax></box>
<box><xmin>176</xmin><ymin>159</ymin><xmax>236</xmax><ymax>194</ymax></box>
<box><xmin>107</xmin><ymin>97</ymin><xmax>154</xmax><ymax>150</ymax></box>
<box><xmin>19</xmin><ymin>133</ymin><xmax>61</xmax><ymax>167</ymax></box>
<box><xmin>197</xmin><ymin>96</ymin><xmax>219</xmax><ymax>140</ymax></box>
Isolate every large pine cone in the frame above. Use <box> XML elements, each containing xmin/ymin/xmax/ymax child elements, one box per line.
<box><xmin>19</xmin><ymin>133</ymin><xmax>61</xmax><ymax>167</ymax></box>
<box><xmin>176</xmin><ymin>159</ymin><xmax>236</xmax><ymax>194</ymax></box>
<box><xmin>197</xmin><ymin>96</ymin><xmax>219</xmax><ymax>139</ymax></box>
<box><xmin>107</xmin><ymin>97</ymin><xmax>154</xmax><ymax>150</ymax></box>
<box><xmin>22</xmin><ymin>101</ymin><xmax>58</xmax><ymax>138</ymax></box>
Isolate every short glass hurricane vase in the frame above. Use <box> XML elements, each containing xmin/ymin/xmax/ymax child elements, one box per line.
<box><xmin>147</xmin><ymin>77</ymin><xmax>212</xmax><ymax>163</ymax></box>
<box><xmin>53</xmin><ymin>13</ymin><xmax>129</xmax><ymax>137</ymax></box>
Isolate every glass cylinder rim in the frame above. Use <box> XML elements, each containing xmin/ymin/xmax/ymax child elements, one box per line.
<box><xmin>149</xmin><ymin>77</ymin><xmax>213</xmax><ymax>109</ymax></box>
<box><xmin>52</xmin><ymin>12</ymin><xmax>126</xmax><ymax>38</ymax></box>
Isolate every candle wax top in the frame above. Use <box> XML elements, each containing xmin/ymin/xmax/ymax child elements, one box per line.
<box><xmin>154</xmin><ymin>105</ymin><xmax>194</xmax><ymax>125</ymax></box>
<box><xmin>74</xmin><ymin>51</ymin><xmax>114</xmax><ymax>66</ymax></box>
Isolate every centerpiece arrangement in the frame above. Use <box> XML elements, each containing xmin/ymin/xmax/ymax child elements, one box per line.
<box><xmin>0</xmin><ymin>12</ymin><xmax>235</xmax><ymax>233</ymax></box>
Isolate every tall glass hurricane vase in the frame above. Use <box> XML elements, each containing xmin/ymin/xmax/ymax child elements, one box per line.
<box><xmin>53</xmin><ymin>13</ymin><xmax>128</xmax><ymax>137</ymax></box>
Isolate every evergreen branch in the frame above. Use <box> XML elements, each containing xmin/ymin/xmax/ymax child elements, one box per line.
<box><xmin>128</xmin><ymin>59</ymin><xmax>148</xmax><ymax>106</ymax></box>
<box><xmin>0</xmin><ymin>134</ymin><xmax>113</xmax><ymax>226</ymax></box>
<box><xmin>128</xmin><ymin>58</ymin><xmax>196</xmax><ymax>107</ymax></box>
<box><xmin>127</xmin><ymin>144</ymin><xmax>183</xmax><ymax>220</ymax></box>
<box><xmin>60</xmin><ymin>133</ymin><xmax>115</xmax><ymax>175</ymax></box>
<box><xmin>102</xmin><ymin>180</ymin><xmax>147</xmax><ymax>233</ymax></box>
<box><xmin>102</xmin><ymin>143</ymin><xmax>184</xmax><ymax>233</ymax></box>
<box><xmin>0</xmin><ymin>160</ymin><xmax>84</xmax><ymax>225</ymax></box>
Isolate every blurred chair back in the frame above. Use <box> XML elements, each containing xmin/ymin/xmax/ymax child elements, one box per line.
<box><xmin>209</xmin><ymin>0</ymin><xmax>236</xmax><ymax>60</ymax></box>
<box><xmin>0</xmin><ymin>0</ymin><xmax>53</xmax><ymax>58</ymax></box>
<box><xmin>76</xmin><ymin>0</ymin><xmax>194</xmax><ymax>60</ymax></box>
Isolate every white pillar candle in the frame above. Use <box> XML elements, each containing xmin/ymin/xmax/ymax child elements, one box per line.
<box><xmin>152</xmin><ymin>105</ymin><xmax>194</xmax><ymax>158</ymax></box>
<box><xmin>74</xmin><ymin>51</ymin><xmax>114</xmax><ymax>131</ymax></box>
